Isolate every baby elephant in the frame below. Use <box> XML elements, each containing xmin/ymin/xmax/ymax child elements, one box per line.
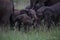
<box><xmin>10</xmin><ymin>9</ymin><xmax>30</xmax><ymax>30</ymax></box>
<box><xmin>14</xmin><ymin>14</ymin><xmax>33</xmax><ymax>31</ymax></box>
<box><xmin>37</xmin><ymin>2</ymin><xmax>60</xmax><ymax>29</ymax></box>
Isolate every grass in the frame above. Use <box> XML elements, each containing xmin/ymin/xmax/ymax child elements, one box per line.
<box><xmin>0</xmin><ymin>26</ymin><xmax>60</xmax><ymax>40</ymax></box>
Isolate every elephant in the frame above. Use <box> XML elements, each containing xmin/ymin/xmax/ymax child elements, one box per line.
<box><xmin>21</xmin><ymin>9</ymin><xmax>38</xmax><ymax>29</ymax></box>
<box><xmin>37</xmin><ymin>2</ymin><xmax>60</xmax><ymax>29</ymax></box>
<box><xmin>0</xmin><ymin>0</ymin><xmax>14</xmax><ymax>29</ymax></box>
<box><xmin>14</xmin><ymin>14</ymin><xmax>33</xmax><ymax>31</ymax></box>
<box><xmin>10</xmin><ymin>9</ymin><xmax>29</xmax><ymax>27</ymax></box>
<box><xmin>10</xmin><ymin>8</ymin><xmax>38</xmax><ymax>31</ymax></box>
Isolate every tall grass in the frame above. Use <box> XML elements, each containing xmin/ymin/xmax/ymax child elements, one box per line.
<box><xmin>0</xmin><ymin>26</ymin><xmax>60</xmax><ymax>40</ymax></box>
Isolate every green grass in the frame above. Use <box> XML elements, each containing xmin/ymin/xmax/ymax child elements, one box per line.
<box><xmin>0</xmin><ymin>26</ymin><xmax>60</xmax><ymax>40</ymax></box>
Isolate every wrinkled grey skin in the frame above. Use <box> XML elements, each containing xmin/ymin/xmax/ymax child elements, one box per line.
<box><xmin>0</xmin><ymin>0</ymin><xmax>14</xmax><ymax>27</ymax></box>
<box><xmin>14</xmin><ymin>14</ymin><xmax>33</xmax><ymax>31</ymax></box>
<box><xmin>37</xmin><ymin>2</ymin><xmax>60</xmax><ymax>29</ymax></box>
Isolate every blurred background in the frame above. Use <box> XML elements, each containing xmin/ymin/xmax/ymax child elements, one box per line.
<box><xmin>13</xmin><ymin>0</ymin><xmax>30</xmax><ymax>10</ymax></box>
